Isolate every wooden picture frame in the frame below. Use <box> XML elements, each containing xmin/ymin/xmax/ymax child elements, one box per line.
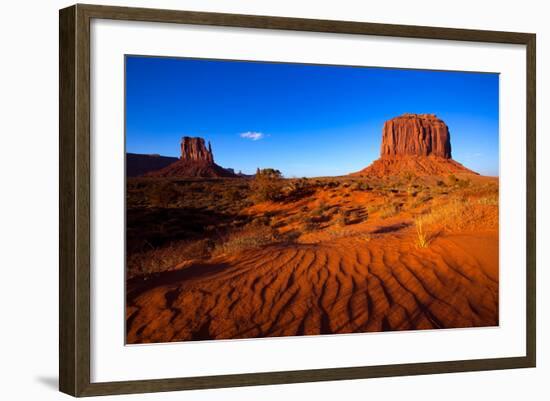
<box><xmin>59</xmin><ymin>3</ymin><xmax>536</xmax><ymax>397</ymax></box>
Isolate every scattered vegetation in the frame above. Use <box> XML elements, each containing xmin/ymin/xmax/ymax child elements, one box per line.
<box><xmin>380</xmin><ymin>202</ymin><xmax>402</xmax><ymax>219</ymax></box>
<box><xmin>251</xmin><ymin>168</ymin><xmax>284</xmax><ymax>202</ymax></box>
<box><xmin>412</xmin><ymin>188</ymin><xmax>498</xmax><ymax>249</ymax></box>
<box><xmin>127</xmin><ymin>173</ymin><xmax>498</xmax><ymax>277</ymax></box>
<box><xmin>212</xmin><ymin>224</ymin><xmax>278</xmax><ymax>257</ymax></box>
<box><xmin>127</xmin><ymin>238</ymin><xmax>214</xmax><ymax>279</ymax></box>
<box><xmin>336</xmin><ymin>209</ymin><xmax>363</xmax><ymax>226</ymax></box>
<box><xmin>350</xmin><ymin>181</ymin><xmax>372</xmax><ymax>191</ymax></box>
<box><xmin>454</xmin><ymin>196</ymin><xmax>496</xmax><ymax>229</ymax></box>
<box><xmin>447</xmin><ymin>174</ymin><xmax>459</xmax><ymax>186</ymax></box>
<box><xmin>282</xmin><ymin>178</ymin><xmax>315</xmax><ymax>201</ymax></box>
<box><xmin>336</xmin><ymin>209</ymin><xmax>351</xmax><ymax>226</ymax></box>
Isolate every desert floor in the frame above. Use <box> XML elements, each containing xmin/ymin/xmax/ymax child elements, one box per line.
<box><xmin>126</xmin><ymin>173</ymin><xmax>498</xmax><ymax>343</ymax></box>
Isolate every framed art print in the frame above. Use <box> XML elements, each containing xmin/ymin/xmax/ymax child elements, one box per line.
<box><xmin>59</xmin><ymin>4</ymin><xmax>536</xmax><ymax>397</ymax></box>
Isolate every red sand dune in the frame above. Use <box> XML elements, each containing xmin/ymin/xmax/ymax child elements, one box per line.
<box><xmin>127</xmin><ymin>228</ymin><xmax>498</xmax><ymax>343</ymax></box>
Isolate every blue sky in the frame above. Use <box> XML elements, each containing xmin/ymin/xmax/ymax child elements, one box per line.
<box><xmin>126</xmin><ymin>56</ymin><xmax>499</xmax><ymax>177</ymax></box>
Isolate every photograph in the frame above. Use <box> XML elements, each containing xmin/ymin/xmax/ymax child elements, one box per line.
<box><xmin>124</xmin><ymin>55</ymin><xmax>499</xmax><ymax>344</ymax></box>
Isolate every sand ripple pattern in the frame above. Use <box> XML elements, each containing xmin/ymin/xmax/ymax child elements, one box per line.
<box><xmin>126</xmin><ymin>234</ymin><xmax>498</xmax><ymax>343</ymax></box>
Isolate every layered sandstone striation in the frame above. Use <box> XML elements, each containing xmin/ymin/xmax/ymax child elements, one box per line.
<box><xmin>381</xmin><ymin>114</ymin><xmax>452</xmax><ymax>158</ymax></box>
<box><xmin>353</xmin><ymin>114</ymin><xmax>476</xmax><ymax>176</ymax></box>
<box><xmin>145</xmin><ymin>137</ymin><xmax>237</xmax><ymax>178</ymax></box>
<box><xmin>180</xmin><ymin>137</ymin><xmax>214</xmax><ymax>163</ymax></box>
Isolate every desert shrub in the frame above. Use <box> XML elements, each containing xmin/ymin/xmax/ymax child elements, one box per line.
<box><xmin>299</xmin><ymin>203</ymin><xmax>331</xmax><ymax>231</ymax></box>
<box><xmin>350</xmin><ymin>182</ymin><xmax>360</xmax><ymax>191</ymax></box>
<box><xmin>420</xmin><ymin>194</ymin><xmax>433</xmax><ymax>202</ymax></box>
<box><xmin>335</xmin><ymin>209</ymin><xmax>350</xmax><ymax>226</ymax></box>
<box><xmin>279</xmin><ymin>230</ymin><xmax>301</xmax><ymax>243</ymax></box>
<box><xmin>282</xmin><ymin>178</ymin><xmax>315</xmax><ymax>201</ymax></box>
<box><xmin>147</xmin><ymin>182</ymin><xmax>180</xmax><ymax>207</ymax></box>
<box><xmin>456</xmin><ymin>178</ymin><xmax>471</xmax><ymax>188</ymax></box>
<box><xmin>253</xmin><ymin>214</ymin><xmax>272</xmax><ymax>226</ymax></box>
<box><xmin>188</xmin><ymin>182</ymin><xmax>206</xmax><ymax>192</ymax></box>
<box><xmin>447</xmin><ymin>174</ymin><xmax>459</xmax><ymax>186</ymax></box>
<box><xmin>366</xmin><ymin>204</ymin><xmax>383</xmax><ymax>214</ymax></box>
<box><xmin>325</xmin><ymin>181</ymin><xmax>339</xmax><ymax>189</ymax></box>
<box><xmin>212</xmin><ymin>224</ymin><xmax>277</xmax><ymax>256</ymax></box>
<box><xmin>127</xmin><ymin>238</ymin><xmax>213</xmax><ymax>279</ymax></box>
<box><xmin>303</xmin><ymin>221</ymin><xmax>321</xmax><ymax>232</ymax></box>
<box><xmin>360</xmin><ymin>182</ymin><xmax>373</xmax><ymax>191</ymax></box>
<box><xmin>414</xmin><ymin>216</ymin><xmax>438</xmax><ymax>248</ymax></box>
<box><xmin>335</xmin><ymin>209</ymin><xmax>363</xmax><ymax>226</ymax></box>
<box><xmin>311</xmin><ymin>201</ymin><xmax>329</xmax><ymax>216</ymax></box>
<box><xmin>411</xmin><ymin>194</ymin><xmax>433</xmax><ymax>209</ymax></box>
<box><xmin>380</xmin><ymin>202</ymin><xmax>402</xmax><ymax>219</ymax></box>
<box><xmin>306</xmin><ymin>214</ymin><xmax>330</xmax><ymax>224</ymax></box>
<box><xmin>257</xmin><ymin>168</ymin><xmax>282</xmax><ymax>177</ymax></box>
<box><xmin>250</xmin><ymin>168</ymin><xmax>284</xmax><ymax>202</ymax></box>
<box><xmin>347</xmin><ymin>210</ymin><xmax>362</xmax><ymax>224</ymax></box>
<box><xmin>221</xmin><ymin>186</ymin><xmax>244</xmax><ymax>202</ymax></box>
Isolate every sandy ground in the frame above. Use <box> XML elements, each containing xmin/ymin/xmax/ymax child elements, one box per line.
<box><xmin>127</xmin><ymin>212</ymin><xmax>498</xmax><ymax>343</ymax></box>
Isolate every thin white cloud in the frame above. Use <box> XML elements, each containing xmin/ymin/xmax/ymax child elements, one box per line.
<box><xmin>240</xmin><ymin>131</ymin><xmax>265</xmax><ymax>141</ymax></box>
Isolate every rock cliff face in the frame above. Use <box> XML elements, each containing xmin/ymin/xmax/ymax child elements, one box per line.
<box><xmin>145</xmin><ymin>137</ymin><xmax>237</xmax><ymax>178</ymax></box>
<box><xmin>352</xmin><ymin>114</ymin><xmax>476</xmax><ymax>177</ymax></box>
<box><xmin>381</xmin><ymin>114</ymin><xmax>452</xmax><ymax>159</ymax></box>
<box><xmin>180</xmin><ymin>137</ymin><xmax>214</xmax><ymax>163</ymax></box>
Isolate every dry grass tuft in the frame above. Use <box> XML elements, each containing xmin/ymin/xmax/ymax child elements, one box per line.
<box><xmin>127</xmin><ymin>239</ymin><xmax>213</xmax><ymax>279</ymax></box>
<box><xmin>380</xmin><ymin>202</ymin><xmax>402</xmax><ymax>219</ymax></box>
<box><xmin>414</xmin><ymin>217</ymin><xmax>436</xmax><ymax>248</ymax></box>
<box><xmin>212</xmin><ymin>224</ymin><xmax>277</xmax><ymax>257</ymax></box>
<box><xmin>413</xmin><ymin>192</ymin><xmax>498</xmax><ymax>248</ymax></box>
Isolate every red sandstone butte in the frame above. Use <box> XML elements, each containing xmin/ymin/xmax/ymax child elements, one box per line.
<box><xmin>352</xmin><ymin>114</ymin><xmax>477</xmax><ymax>177</ymax></box>
<box><xmin>146</xmin><ymin>137</ymin><xmax>237</xmax><ymax>178</ymax></box>
<box><xmin>180</xmin><ymin>136</ymin><xmax>214</xmax><ymax>163</ymax></box>
<box><xmin>381</xmin><ymin>114</ymin><xmax>452</xmax><ymax>158</ymax></box>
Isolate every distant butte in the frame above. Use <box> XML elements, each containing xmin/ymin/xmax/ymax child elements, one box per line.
<box><xmin>145</xmin><ymin>136</ymin><xmax>237</xmax><ymax>178</ymax></box>
<box><xmin>352</xmin><ymin>114</ymin><xmax>477</xmax><ymax>177</ymax></box>
<box><xmin>126</xmin><ymin>153</ymin><xmax>179</xmax><ymax>177</ymax></box>
<box><xmin>180</xmin><ymin>136</ymin><xmax>214</xmax><ymax>164</ymax></box>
